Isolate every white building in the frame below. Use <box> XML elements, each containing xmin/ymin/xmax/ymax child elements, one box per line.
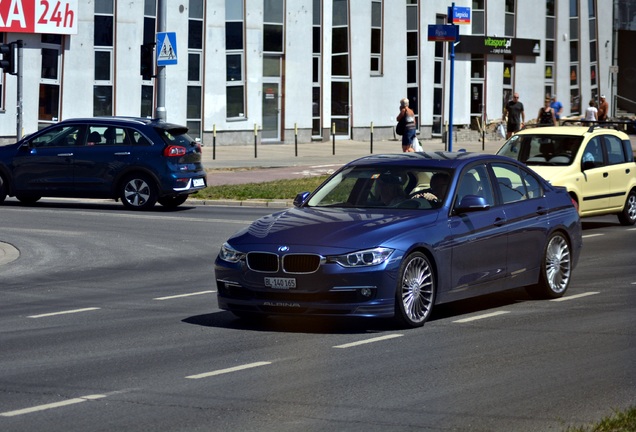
<box><xmin>0</xmin><ymin>0</ymin><xmax>631</xmax><ymax>146</ymax></box>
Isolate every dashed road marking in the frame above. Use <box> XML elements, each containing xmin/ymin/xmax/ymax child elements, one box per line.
<box><xmin>154</xmin><ymin>290</ymin><xmax>216</xmax><ymax>300</ymax></box>
<box><xmin>0</xmin><ymin>394</ymin><xmax>107</xmax><ymax>417</ymax></box>
<box><xmin>550</xmin><ymin>291</ymin><xmax>600</xmax><ymax>302</ymax></box>
<box><xmin>186</xmin><ymin>361</ymin><xmax>272</xmax><ymax>379</ymax></box>
<box><xmin>333</xmin><ymin>334</ymin><xmax>403</xmax><ymax>349</ymax></box>
<box><xmin>28</xmin><ymin>307</ymin><xmax>101</xmax><ymax>318</ymax></box>
<box><xmin>453</xmin><ymin>311</ymin><xmax>510</xmax><ymax>323</ymax></box>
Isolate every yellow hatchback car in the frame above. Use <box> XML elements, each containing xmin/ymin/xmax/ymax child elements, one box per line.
<box><xmin>497</xmin><ymin>122</ymin><xmax>636</xmax><ymax>225</ymax></box>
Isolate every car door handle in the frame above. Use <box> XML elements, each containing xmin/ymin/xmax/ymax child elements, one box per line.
<box><xmin>114</xmin><ymin>152</ymin><xmax>131</xmax><ymax>156</ymax></box>
<box><xmin>493</xmin><ymin>217</ymin><xmax>507</xmax><ymax>227</ymax></box>
<box><xmin>603</xmin><ymin>172</ymin><xmax>609</xmax><ymax>178</ymax></box>
<box><xmin>57</xmin><ymin>153</ymin><xmax>73</xmax><ymax>157</ymax></box>
<box><xmin>536</xmin><ymin>206</ymin><xmax>548</xmax><ymax>215</ymax></box>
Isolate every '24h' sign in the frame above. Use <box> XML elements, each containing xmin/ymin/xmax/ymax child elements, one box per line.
<box><xmin>0</xmin><ymin>0</ymin><xmax>78</xmax><ymax>35</ymax></box>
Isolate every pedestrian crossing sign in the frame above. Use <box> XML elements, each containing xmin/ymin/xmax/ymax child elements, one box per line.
<box><xmin>156</xmin><ymin>32</ymin><xmax>178</xmax><ymax>66</ymax></box>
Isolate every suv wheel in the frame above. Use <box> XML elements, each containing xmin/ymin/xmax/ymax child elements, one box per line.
<box><xmin>158</xmin><ymin>195</ymin><xmax>188</xmax><ymax>208</ymax></box>
<box><xmin>0</xmin><ymin>176</ymin><xmax>6</xmax><ymax>203</ymax></box>
<box><xmin>120</xmin><ymin>174</ymin><xmax>157</xmax><ymax>210</ymax></box>
<box><xmin>617</xmin><ymin>189</ymin><xmax>636</xmax><ymax>226</ymax></box>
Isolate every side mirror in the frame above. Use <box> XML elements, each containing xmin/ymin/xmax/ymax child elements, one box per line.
<box><xmin>293</xmin><ymin>191</ymin><xmax>311</xmax><ymax>207</ymax></box>
<box><xmin>454</xmin><ymin>195</ymin><xmax>490</xmax><ymax>213</ymax></box>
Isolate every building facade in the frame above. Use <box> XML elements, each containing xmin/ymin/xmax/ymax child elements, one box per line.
<box><xmin>0</xmin><ymin>0</ymin><xmax>628</xmax><ymax>146</ymax></box>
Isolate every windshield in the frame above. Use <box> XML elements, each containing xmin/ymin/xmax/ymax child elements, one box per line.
<box><xmin>306</xmin><ymin>166</ymin><xmax>452</xmax><ymax>210</ymax></box>
<box><xmin>498</xmin><ymin>134</ymin><xmax>583</xmax><ymax>166</ymax></box>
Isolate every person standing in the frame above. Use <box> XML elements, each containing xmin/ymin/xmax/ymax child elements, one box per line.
<box><xmin>396</xmin><ymin>98</ymin><xmax>417</xmax><ymax>152</ymax></box>
<box><xmin>598</xmin><ymin>95</ymin><xmax>609</xmax><ymax>122</ymax></box>
<box><xmin>583</xmin><ymin>99</ymin><xmax>598</xmax><ymax>125</ymax></box>
<box><xmin>550</xmin><ymin>95</ymin><xmax>563</xmax><ymax>122</ymax></box>
<box><xmin>537</xmin><ymin>97</ymin><xmax>557</xmax><ymax>126</ymax></box>
<box><xmin>503</xmin><ymin>93</ymin><xmax>525</xmax><ymax>139</ymax></box>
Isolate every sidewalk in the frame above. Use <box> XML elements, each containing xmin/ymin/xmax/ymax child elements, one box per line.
<box><xmin>202</xmin><ymin>137</ymin><xmax>505</xmax><ymax>186</ymax></box>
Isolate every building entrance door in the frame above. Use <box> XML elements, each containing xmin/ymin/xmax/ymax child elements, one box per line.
<box><xmin>262</xmin><ymin>81</ymin><xmax>280</xmax><ymax>141</ymax></box>
<box><xmin>331</xmin><ymin>80</ymin><xmax>350</xmax><ymax>139</ymax></box>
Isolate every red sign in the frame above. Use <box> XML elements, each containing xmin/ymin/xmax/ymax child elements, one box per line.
<box><xmin>0</xmin><ymin>0</ymin><xmax>78</xmax><ymax>35</ymax></box>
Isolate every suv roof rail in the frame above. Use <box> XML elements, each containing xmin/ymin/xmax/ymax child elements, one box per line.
<box><xmin>560</xmin><ymin>119</ymin><xmax>635</xmax><ymax>133</ymax></box>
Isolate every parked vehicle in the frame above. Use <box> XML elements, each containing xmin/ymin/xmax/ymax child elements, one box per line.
<box><xmin>0</xmin><ymin>117</ymin><xmax>207</xmax><ymax>210</ymax></box>
<box><xmin>497</xmin><ymin>122</ymin><xmax>636</xmax><ymax>225</ymax></box>
<box><xmin>215</xmin><ymin>152</ymin><xmax>582</xmax><ymax>328</ymax></box>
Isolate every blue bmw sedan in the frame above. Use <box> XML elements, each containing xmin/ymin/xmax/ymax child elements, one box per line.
<box><xmin>215</xmin><ymin>152</ymin><xmax>582</xmax><ymax>328</ymax></box>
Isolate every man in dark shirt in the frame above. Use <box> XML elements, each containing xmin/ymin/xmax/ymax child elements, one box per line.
<box><xmin>503</xmin><ymin>93</ymin><xmax>525</xmax><ymax>139</ymax></box>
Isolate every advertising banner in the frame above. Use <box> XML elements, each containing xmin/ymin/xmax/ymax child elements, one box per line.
<box><xmin>0</xmin><ymin>0</ymin><xmax>78</xmax><ymax>35</ymax></box>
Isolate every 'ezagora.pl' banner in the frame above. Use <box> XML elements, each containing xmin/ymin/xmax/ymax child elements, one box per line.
<box><xmin>0</xmin><ymin>0</ymin><xmax>78</xmax><ymax>35</ymax></box>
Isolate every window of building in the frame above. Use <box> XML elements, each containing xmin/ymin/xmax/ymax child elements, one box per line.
<box><xmin>472</xmin><ymin>0</ymin><xmax>485</xmax><ymax>35</ymax></box>
<box><xmin>588</xmin><ymin>0</ymin><xmax>598</xmax><ymax>99</ymax></box>
<box><xmin>141</xmin><ymin>1</ymin><xmax>156</xmax><ymax>118</ymax></box>
<box><xmin>370</xmin><ymin>0</ymin><xmax>383</xmax><ymax>74</ymax></box>
<box><xmin>0</xmin><ymin>33</ymin><xmax>4</xmax><ymax>111</ymax></box>
<box><xmin>226</xmin><ymin>0</ymin><xmax>245</xmax><ymax>119</ymax></box>
<box><xmin>187</xmin><ymin>0</ymin><xmax>204</xmax><ymax>140</ymax></box>
<box><xmin>331</xmin><ymin>0</ymin><xmax>349</xmax><ymax>77</ymax></box>
<box><xmin>432</xmin><ymin>13</ymin><xmax>444</xmax><ymax>136</ymax></box>
<box><xmin>312</xmin><ymin>0</ymin><xmax>322</xmax><ymax>137</ymax></box>
<box><xmin>544</xmin><ymin>0</ymin><xmax>556</xmax><ymax>99</ymax></box>
<box><xmin>569</xmin><ymin>0</ymin><xmax>580</xmax><ymax>114</ymax></box>
<box><xmin>39</xmin><ymin>34</ymin><xmax>63</xmax><ymax>127</ymax></box>
<box><xmin>94</xmin><ymin>2</ymin><xmax>114</xmax><ymax>117</ymax></box>
<box><xmin>505</xmin><ymin>0</ymin><xmax>515</xmax><ymax>37</ymax></box>
<box><xmin>406</xmin><ymin>0</ymin><xmax>418</xmax><ymax>128</ymax></box>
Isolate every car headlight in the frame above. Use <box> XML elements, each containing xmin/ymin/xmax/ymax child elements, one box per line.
<box><xmin>218</xmin><ymin>242</ymin><xmax>244</xmax><ymax>263</ymax></box>
<box><xmin>328</xmin><ymin>247</ymin><xmax>394</xmax><ymax>267</ymax></box>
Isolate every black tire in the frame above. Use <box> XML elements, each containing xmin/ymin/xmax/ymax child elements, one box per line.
<box><xmin>526</xmin><ymin>232</ymin><xmax>571</xmax><ymax>299</ymax></box>
<box><xmin>15</xmin><ymin>195</ymin><xmax>41</xmax><ymax>205</ymax></box>
<box><xmin>394</xmin><ymin>251</ymin><xmax>436</xmax><ymax>328</ymax></box>
<box><xmin>0</xmin><ymin>176</ymin><xmax>6</xmax><ymax>203</ymax></box>
<box><xmin>158</xmin><ymin>195</ymin><xmax>188</xmax><ymax>208</ymax></box>
<box><xmin>119</xmin><ymin>174</ymin><xmax>157</xmax><ymax>210</ymax></box>
<box><xmin>617</xmin><ymin>189</ymin><xmax>636</xmax><ymax>226</ymax></box>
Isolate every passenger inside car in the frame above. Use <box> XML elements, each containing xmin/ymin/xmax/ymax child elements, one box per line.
<box><xmin>410</xmin><ymin>172</ymin><xmax>449</xmax><ymax>206</ymax></box>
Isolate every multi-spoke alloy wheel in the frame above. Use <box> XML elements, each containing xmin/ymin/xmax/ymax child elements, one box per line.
<box><xmin>395</xmin><ymin>252</ymin><xmax>435</xmax><ymax>328</ymax></box>
<box><xmin>527</xmin><ymin>232</ymin><xmax>571</xmax><ymax>299</ymax></box>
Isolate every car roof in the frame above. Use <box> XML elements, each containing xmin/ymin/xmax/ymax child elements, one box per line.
<box><xmin>345</xmin><ymin>151</ymin><xmax>512</xmax><ymax>170</ymax></box>
<box><xmin>56</xmin><ymin>116</ymin><xmax>186</xmax><ymax>130</ymax></box>
<box><xmin>514</xmin><ymin>123</ymin><xmax>630</xmax><ymax>138</ymax></box>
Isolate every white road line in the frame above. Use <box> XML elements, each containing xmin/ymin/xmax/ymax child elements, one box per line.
<box><xmin>453</xmin><ymin>311</ymin><xmax>511</xmax><ymax>323</ymax></box>
<box><xmin>582</xmin><ymin>233</ymin><xmax>604</xmax><ymax>239</ymax></box>
<box><xmin>333</xmin><ymin>334</ymin><xmax>403</xmax><ymax>349</ymax></box>
<box><xmin>0</xmin><ymin>394</ymin><xmax>107</xmax><ymax>417</ymax></box>
<box><xmin>154</xmin><ymin>290</ymin><xmax>216</xmax><ymax>300</ymax></box>
<box><xmin>28</xmin><ymin>307</ymin><xmax>101</xmax><ymax>318</ymax></box>
<box><xmin>186</xmin><ymin>361</ymin><xmax>272</xmax><ymax>379</ymax></box>
<box><xmin>550</xmin><ymin>291</ymin><xmax>600</xmax><ymax>302</ymax></box>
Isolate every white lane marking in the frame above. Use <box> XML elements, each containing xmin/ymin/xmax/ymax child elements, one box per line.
<box><xmin>453</xmin><ymin>311</ymin><xmax>511</xmax><ymax>323</ymax></box>
<box><xmin>28</xmin><ymin>307</ymin><xmax>101</xmax><ymax>318</ymax></box>
<box><xmin>186</xmin><ymin>361</ymin><xmax>272</xmax><ymax>379</ymax></box>
<box><xmin>582</xmin><ymin>233</ymin><xmax>604</xmax><ymax>239</ymax></box>
<box><xmin>333</xmin><ymin>334</ymin><xmax>403</xmax><ymax>349</ymax></box>
<box><xmin>550</xmin><ymin>291</ymin><xmax>600</xmax><ymax>302</ymax></box>
<box><xmin>0</xmin><ymin>394</ymin><xmax>107</xmax><ymax>417</ymax></box>
<box><xmin>154</xmin><ymin>290</ymin><xmax>216</xmax><ymax>300</ymax></box>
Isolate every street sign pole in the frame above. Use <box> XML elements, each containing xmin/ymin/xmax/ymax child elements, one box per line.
<box><xmin>156</xmin><ymin>0</ymin><xmax>166</xmax><ymax>121</ymax></box>
<box><xmin>447</xmin><ymin>3</ymin><xmax>457</xmax><ymax>152</ymax></box>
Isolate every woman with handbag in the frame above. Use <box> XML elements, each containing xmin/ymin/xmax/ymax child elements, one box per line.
<box><xmin>396</xmin><ymin>98</ymin><xmax>417</xmax><ymax>152</ymax></box>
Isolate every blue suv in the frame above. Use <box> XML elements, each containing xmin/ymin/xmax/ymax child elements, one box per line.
<box><xmin>0</xmin><ymin>117</ymin><xmax>207</xmax><ymax>210</ymax></box>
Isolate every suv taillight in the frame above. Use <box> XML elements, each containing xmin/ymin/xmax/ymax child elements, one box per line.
<box><xmin>164</xmin><ymin>145</ymin><xmax>186</xmax><ymax>157</ymax></box>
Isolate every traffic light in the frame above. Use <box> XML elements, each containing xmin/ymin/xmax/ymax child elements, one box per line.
<box><xmin>140</xmin><ymin>43</ymin><xmax>155</xmax><ymax>80</ymax></box>
<box><xmin>0</xmin><ymin>42</ymin><xmax>18</xmax><ymax>75</ymax></box>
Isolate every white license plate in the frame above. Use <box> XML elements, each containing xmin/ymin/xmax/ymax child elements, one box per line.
<box><xmin>264</xmin><ymin>277</ymin><xmax>296</xmax><ymax>289</ymax></box>
<box><xmin>193</xmin><ymin>178</ymin><xmax>205</xmax><ymax>187</ymax></box>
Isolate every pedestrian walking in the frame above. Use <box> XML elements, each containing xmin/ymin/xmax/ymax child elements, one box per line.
<box><xmin>503</xmin><ymin>93</ymin><xmax>525</xmax><ymax>139</ymax></box>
